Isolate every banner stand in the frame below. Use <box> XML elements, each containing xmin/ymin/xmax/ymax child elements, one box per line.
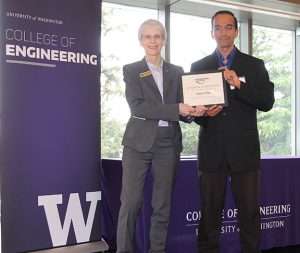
<box><xmin>1</xmin><ymin>1</ymin><xmax>103</xmax><ymax>252</ymax></box>
<box><xmin>27</xmin><ymin>240</ymin><xmax>109</xmax><ymax>253</ymax></box>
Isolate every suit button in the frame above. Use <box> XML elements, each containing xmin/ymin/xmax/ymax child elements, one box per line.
<box><xmin>222</xmin><ymin>112</ymin><xmax>227</xmax><ymax>116</ymax></box>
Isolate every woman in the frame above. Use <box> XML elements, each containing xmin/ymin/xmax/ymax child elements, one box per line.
<box><xmin>116</xmin><ymin>19</ymin><xmax>205</xmax><ymax>253</ymax></box>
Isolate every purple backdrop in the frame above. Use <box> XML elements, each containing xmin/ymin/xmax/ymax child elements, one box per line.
<box><xmin>1</xmin><ymin>1</ymin><xmax>102</xmax><ymax>252</ymax></box>
<box><xmin>101</xmin><ymin>157</ymin><xmax>300</xmax><ymax>253</ymax></box>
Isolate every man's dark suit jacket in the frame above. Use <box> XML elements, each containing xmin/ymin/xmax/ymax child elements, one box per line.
<box><xmin>191</xmin><ymin>49</ymin><xmax>275</xmax><ymax>173</ymax></box>
<box><xmin>122</xmin><ymin>58</ymin><xmax>184</xmax><ymax>153</ymax></box>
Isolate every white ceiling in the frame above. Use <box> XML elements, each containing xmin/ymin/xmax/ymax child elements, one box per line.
<box><xmin>104</xmin><ymin>0</ymin><xmax>300</xmax><ymax>30</ymax></box>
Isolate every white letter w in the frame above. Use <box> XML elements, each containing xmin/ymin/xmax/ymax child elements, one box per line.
<box><xmin>38</xmin><ymin>191</ymin><xmax>101</xmax><ymax>247</ymax></box>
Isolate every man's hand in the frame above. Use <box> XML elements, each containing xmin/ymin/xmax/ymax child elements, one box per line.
<box><xmin>205</xmin><ymin>105</ymin><xmax>223</xmax><ymax>117</ymax></box>
<box><xmin>223</xmin><ymin>68</ymin><xmax>240</xmax><ymax>89</ymax></box>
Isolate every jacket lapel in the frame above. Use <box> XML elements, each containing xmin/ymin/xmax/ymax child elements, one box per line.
<box><xmin>230</xmin><ymin>49</ymin><xmax>242</xmax><ymax>74</ymax></box>
<box><xmin>162</xmin><ymin>61</ymin><xmax>172</xmax><ymax>98</ymax></box>
<box><xmin>211</xmin><ymin>51</ymin><xmax>221</xmax><ymax>69</ymax></box>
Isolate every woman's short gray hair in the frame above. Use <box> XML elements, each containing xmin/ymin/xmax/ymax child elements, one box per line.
<box><xmin>138</xmin><ymin>19</ymin><xmax>167</xmax><ymax>41</ymax></box>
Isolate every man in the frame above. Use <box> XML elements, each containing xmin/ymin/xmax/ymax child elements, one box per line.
<box><xmin>116</xmin><ymin>19</ymin><xmax>205</xmax><ymax>253</ymax></box>
<box><xmin>190</xmin><ymin>10</ymin><xmax>275</xmax><ymax>253</ymax></box>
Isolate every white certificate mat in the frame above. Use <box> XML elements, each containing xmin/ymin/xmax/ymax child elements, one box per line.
<box><xmin>181</xmin><ymin>70</ymin><xmax>228</xmax><ymax>107</ymax></box>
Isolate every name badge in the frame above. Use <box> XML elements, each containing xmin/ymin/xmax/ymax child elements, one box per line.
<box><xmin>140</xmin><ymin>71</ymin><xmax>152</xmax><ymax>78</ymax></box>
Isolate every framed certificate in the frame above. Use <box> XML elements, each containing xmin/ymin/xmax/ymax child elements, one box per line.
<box><xmin>181</xmin><ymin>70</ymin><xmax>228</xmax><ymax>107</ymax></box>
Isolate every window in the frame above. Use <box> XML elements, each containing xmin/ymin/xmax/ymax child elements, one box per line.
<box><xmin>170</xmin><ymin>13</ymin><xmax>212</xmax><ymax>156</ymax></box>
<box><xmin>170</xmin><ymin>13</ymin><xmax>215</xmax><ymax>72</ymax></box>
<box><xmin>101</xmin><ymin>3</ymin><xmax>157</xmax><ymax>158</ymax></box>
<box><xmin>101</xmin><ymin>2</ymin><xmax>297</xmax><ymax>158</ymax></box>
<box><xmin>252</xmin><ymin>26</ymin><xmax>294</xmax><ymax>156</ymax></box>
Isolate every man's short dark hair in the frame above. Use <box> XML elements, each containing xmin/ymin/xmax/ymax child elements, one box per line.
<box><xmin>211</xmin><ymin>10</ymin><xmax>238</xmax><ymax>30</ymax></box>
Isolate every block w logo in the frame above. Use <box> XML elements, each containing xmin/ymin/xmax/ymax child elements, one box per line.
<box><xmin>38</xmin><ymin>191</ymin><xmax>101</xmax><ymax>247</ymax></box>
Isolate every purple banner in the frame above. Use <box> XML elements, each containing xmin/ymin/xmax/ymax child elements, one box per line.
<box><xmin>101</xmin><ymin>157</ymin><xmax>300</xmax><ymax>253</ymax></box>
<box><xmin>1</xmin><ymin>1</ymin><xmax>101</xmax><ymax>252</ymax></box>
